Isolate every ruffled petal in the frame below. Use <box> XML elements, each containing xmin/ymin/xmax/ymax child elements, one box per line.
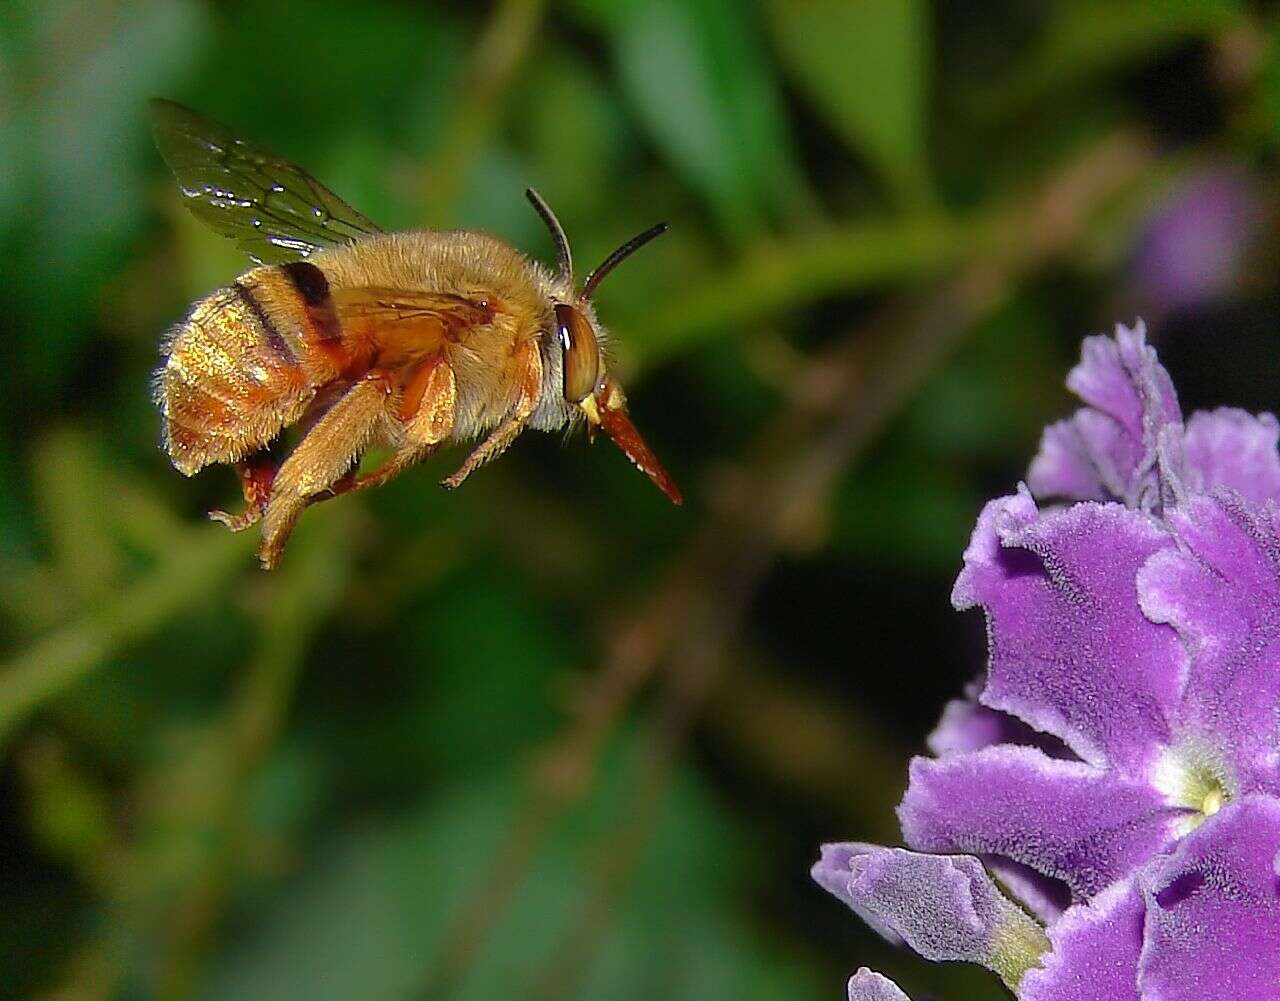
<box><xmin>899</xmin><ymin>746</ymin><xmax>1181</xmax><ymax>898</ymax></box>
<box><xmin>1138</xmin><ymin>795</ymin><xmax>1280</xmax><ymax>1000</ymax></box>
<box><xmin>1181</xmin><ymin>408</ymin><xmax>1280</xmax><ymax>504</ymax></box>
<box><xmin>1026</xmin><ymin>419</ymin><xmax>1109</xmax><ymax>503</ymax></box>
<box><xmin>1139</xmin><ymin>493</ymin><xmax>1280</xmax><ymax>793</ymax></box>
<box><xmin>952</xmin><ymin>489</ymin><xmax>1181</xmax><ymax>773</ymax></box>
<box><xmin>846</xmin><ymin>968</ymin><xmax>913</xmax><ymax>1001</ymax></box>
<box><xmin>1026</xmin><ymin>322</ymin><xmax>1181</xmax><ymax>509</ymax></box>
<box><xmin>812</xmin><ymin>843</ymin><xmax>1048</xmax><ymax>990</ymax></box>
<box><xmin>1067</xmin><ymin>322</ymin><xmax>1179</xmax><ymax>443</ymax></box>
<box><xmin>1019</xmin><ymin>878</ymin><xmax>1144</xmax><ymax>1001</ymax></box>
<box><xmin>926</xmin><ymin>683</ymin><xmax>1074</xmax><ymax>759</ymax></box>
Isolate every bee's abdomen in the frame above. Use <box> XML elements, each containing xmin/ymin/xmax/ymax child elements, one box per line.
<box><xmin>156</xmin><ymin>263</ymin><xmax>341</xmax><ymax>476</ymax></box>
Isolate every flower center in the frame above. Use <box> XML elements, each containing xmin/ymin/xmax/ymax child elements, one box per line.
<box><xmin>1152</xmin><ymin>742</ymin><xmax>1233</xmax><ymax>837</ymax></box>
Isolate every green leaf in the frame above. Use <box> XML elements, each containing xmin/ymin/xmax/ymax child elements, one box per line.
<box><xmin>1254</xmin><ymin>21</ymin><xmax>1280</xmax><ymax>149</ymax></box>
<box><xmin>1</xmin><ymin>0</ymin><xmax>209</xmax><ymax>393</ymax></box>
<box><xmin>202</xmin><ymin>741</ymin><xmax>823</xmax><ymax>1001</ymax></box>
<box><xmin>982</xmin><ymin>0</ymin><xmax>1241</xmax><ymax>122</ymax></box>
<box><xmin>767</xmin><ymin>0</ymin><xmax>932</xmax><ymax>208</ymax></box>
<box><xmin>518</xmin><ymin>47</ymin><xmax>630</xmax><ymax>224</ymax></box>
<box><xmin>611</xmin><ymin>0</ymin><xmax>813</xmax><ymax>240</ymax></box>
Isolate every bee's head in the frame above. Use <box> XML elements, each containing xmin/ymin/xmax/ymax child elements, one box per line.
<box><xmin>526</xmin><ymin>189</ymin><xmax>681</xmax><ymax>505</ymax></box>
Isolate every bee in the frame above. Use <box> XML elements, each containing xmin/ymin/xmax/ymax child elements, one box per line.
<box><xmin>149</xmin><ymin>100</ymin><xmax>681</xmax><ymax>569</ymax></box>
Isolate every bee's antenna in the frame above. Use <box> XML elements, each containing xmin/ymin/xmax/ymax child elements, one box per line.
<box><xmin>525</xmin><ymin>188</ymin><xmax>573</xmax><ymax>287</ymax></box>
<box><xmin>580</xmin><ymin>222</ymin><xmax>668</xmax><ymax>302</ymax></box>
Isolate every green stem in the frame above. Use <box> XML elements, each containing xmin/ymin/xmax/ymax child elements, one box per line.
<box><xmin>632</xmin><ymin>209</ymin><xmax>1000</xmax><ymax>365</ymax></box>
<box><xmin>0</xmin><ymin>525</ymin><xmax>254</xmax><ymax>746</ymax></box>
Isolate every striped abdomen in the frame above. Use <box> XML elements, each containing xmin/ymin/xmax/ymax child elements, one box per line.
<box><xmin>156</xmin><ymin>262</ymin><xmax>345</xmax><ymax>476</ymax></box>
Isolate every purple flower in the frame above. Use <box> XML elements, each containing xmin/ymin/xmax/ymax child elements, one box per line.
<box><xmin>1130</xmin><ymin>166</ymin><xmax>1261</xmax><ymax>318</ymax></box>
<box><xmin>812</xmin><ymin>844</ymin><xmax>1048</xmax><ymax>990</ymax></box>
<box><xmin>846</xmin><ymin>968</ymin><xmax>915</xmax><ymax>1001</ymax></box>
<box><xmin>815</xmin><ymin>322</ymin><xmax>1280</xmax><ymax>998</ymax></box>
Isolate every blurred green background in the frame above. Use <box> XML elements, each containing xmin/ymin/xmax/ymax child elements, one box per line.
<box><xmin>3</xmin><ymin>1</ymin><xmax>1280</xmax><ymax>998</ymax></box>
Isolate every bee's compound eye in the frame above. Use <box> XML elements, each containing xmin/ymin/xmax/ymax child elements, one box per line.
<box><xmin>555</xmin><ymin>303</ymin><xmax>600</xmax><ymax>403</ymax></box>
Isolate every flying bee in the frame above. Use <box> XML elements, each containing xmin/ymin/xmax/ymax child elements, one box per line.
<box><xmin>149</xmin><ymin>100</ymin><xmax>681</xmax><ymax>569</ymax></box>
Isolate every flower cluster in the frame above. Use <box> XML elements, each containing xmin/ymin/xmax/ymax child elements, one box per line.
<box><xmin>814</xmin><ymin>323</ymin><xmax>1280</xmax><ymax>1000</ymax></box>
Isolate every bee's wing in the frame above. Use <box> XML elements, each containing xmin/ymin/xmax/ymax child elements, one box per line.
<box><xmin>149</xmin><ymin>99</ymin><xmax>383</xmax><ymax>264</ymax></box>
<box><xmin>330</xmin><ymin>286</ymin><xmax>494</xmax><ymax>346</ymax></box>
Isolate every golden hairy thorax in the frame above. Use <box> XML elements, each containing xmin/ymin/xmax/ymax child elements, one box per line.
<box><xmin>314</xmin><ymin>232</ymin><xmax>559</xmax><ymax>439</ymax></box>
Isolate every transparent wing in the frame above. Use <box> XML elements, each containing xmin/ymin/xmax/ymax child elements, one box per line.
<box><xmin>149</xmin><ymin>99</ymin><xmax>382</xmax><ymax>264</ymax></box>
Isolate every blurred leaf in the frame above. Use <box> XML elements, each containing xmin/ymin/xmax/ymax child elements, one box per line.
<box><xmin>19</xmin><ymin>737</ymin><xmax>114</xmax><ymax>878</ymax></box>
<box><xmin>169</xmin><ymin>202</ymin><xmax>255</xmax><ymax>302</ymax></box>
<box><xmin>982</xmin><ymin>0</ymin><xmax>1242</xmax><ymax>122</ymax></box>
<box><xmin>519</xmin><ymin>47</ymin><xmax>630</xmax><ymax>223</ymax></box>
<box><xmin>0</xmin><ymin>524</ymin><xmax>253</xmax><ymax>746</ymax></box>
<box><xmin>186</xmin><ymin>0</ymin><xmax>439</xmax><ymax>152</ymax></box>
<box><xmin>0</xmin><ymin>0</ymin><xmax>209</xmax><ymax>393</ymax></box>
<box><xmin>905</xmin><ymin>293</ymin><xmax>1062</xmax><ymax>460</ymax></box>
<box><xmin>30</xmin><ymin>429</ymin><xmax>122</xmax><ymax>603</ymax></box>
<box><xmin>203</xmin><ymin>739</ymin><xmax>821</xmax><ymax>1001</ymax></box>
<box><xmin>0</xmin><ymin>440</ymin><xmax>35</xmax><ymax>563</ymax></box>
<box><xmin>409</xmin><ymin>566</ymin><xmax>567</xmax><ymax>775</ymax></box>
<box><xmin>456</xmin><ymin>146</ymin><xmax>540</xmax><ymax>239</ymax></box>
<box><xmin>609</xmin><ymin>0</ymin><xmax>812</xmax><ymax>239</ymax></box>
<box><xmin>832</xmin><ymin>448</ymin><xmax>979</xmax><ymax>567</ymax></box>
<box><xmin>1265</xmin><ymin>26</ymin><xmax>1280</xmax><ymax>147</ymax></box>
<box><xmin>632</xmin><ymin>210</ymin><xmax>993</xmax><ymax>364</ymax></box>
<box><xmin>766</xmin><ymin>0</ymin><xmax>932</xmax><ymax>208</ymax></box>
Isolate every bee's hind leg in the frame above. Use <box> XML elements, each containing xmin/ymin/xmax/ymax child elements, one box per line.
<box><xmin>442</xmin><ymin>339</ymin><xmax>542</xmax><ymax>490</ymax></box>
<box><xmin>210</xmin><ymin>449</ymin><xmax>279</xmax><ymax>532</ymax></box>
<box><xmin>258</xmin><ymin>372</ymin><xmax>394</xmax><ymax>569</ymax></box>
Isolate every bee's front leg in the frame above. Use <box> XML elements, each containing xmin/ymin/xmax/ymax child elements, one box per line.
<box><xmin>258</xmin><ymin>371</ymin><xmax>394</xmax><ymax>569</ymax></box>
<box><xmin>442</xmin><ymin>339</ymin><xmax>542</xmax><ymax>490</ymax></box>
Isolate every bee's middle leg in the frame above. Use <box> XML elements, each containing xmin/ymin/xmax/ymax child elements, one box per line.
<box><xmin>442</xmin><ymin>339</ymin><xmax>542</xmax><ymax>490</ymax></box>
<box><xmin>258</xmin><ymin>372</ymin><xmax>394</xmax><ymax>569</ymax></box>
<box><xmin>324</xmin><ymin>353</ymin><xmax>458</xmax><ymax>498</ymax></box>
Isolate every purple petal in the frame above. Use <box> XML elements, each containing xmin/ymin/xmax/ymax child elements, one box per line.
<box><xmin>812</xmin><ymin>843</ymin><xmax>1047</xmax><ymax>990</ymax></box>
<box><xmin>1019</xmin><ymin>878</ymin><xmax>1144</xmax><ymax>1001</ymax></box>
<box><xmin>812</xmin><ymin>843</ymin><xmax>903</xmax><ymax>945</ymax></box>
<box><xmin>953</xmin><ymin>489</ymin><xmax>1181</xmax><ymax>773</ymax></box>
<box><xmin>1181</xmin><ymin>408</ymin><xmax>1280</xmax><ymax>505</ymax></box>
<box><xmin>846</xmin><ymin>969</ymin><xmax>913</xmax><ymax>1001</ymax></box>
<box><xmin>1026</xmin><ymin>322</ymin><xmax>1182</xmax><ymax>509</ymax></box>
<box><xmin>983</xmin><ymin>856</ymin><xmax>1071</xmax><ymax>924</ymax></box>
<box><xmin>1139</xmin><ymin>493</ymin><xmax>1280</xmax><ymax>793</ymax></box>
<box><xmin>1132</xmin><ymin>166</ymin><xmax>1260</xmax><ymax>315</ymax></box>
<box><xmin>1026</xmin><ymin>419</ymin><xmax>1109</xmax><ymax>503</ymax></box>
<box><xmin>927</xmin><ymin>682</ymin><xmax>1076</xmax><ymax>759</ymax></box>
<box><xmin>899</xmin><ymin>746</ymin><xmax>1181</xmax><ymax>898</ymax></box>
<box><xmin>1138</xmin><ymin>795</ymin><xmax>1280</xmax><ymax>999</ymax></box>
<box><xmin>1066</xmin><ymin>322</ymin><xmax>1179</xmax><ymax>444</ymax></box>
